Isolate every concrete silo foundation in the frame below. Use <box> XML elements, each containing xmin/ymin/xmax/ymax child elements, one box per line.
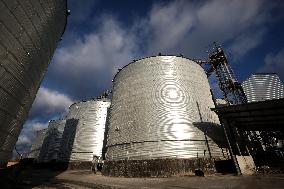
<box><xmin>102</xmin><ymin>158</ymin><xmax>218</xmax><ymax>177</ymax></box>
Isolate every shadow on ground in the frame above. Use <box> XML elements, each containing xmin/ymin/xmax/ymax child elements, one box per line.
<box><xmin>0</xmin><ymin>159</ymin><xmax>68</xmax><ymax>189</ymax></box>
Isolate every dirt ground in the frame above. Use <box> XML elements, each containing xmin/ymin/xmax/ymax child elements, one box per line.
<box><xmin>46</xmin><ymin>171</ymin><xmax>284</xmax><ymax>189</ymax></box>
<box><xmin>1</xmin><ymin>168</ymin><xmax>284</xmax><ymax>189</ymax></box>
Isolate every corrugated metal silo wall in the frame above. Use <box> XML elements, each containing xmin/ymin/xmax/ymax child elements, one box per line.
<box><xmin>28</xmin><ymin>129</ymin><xmax>47</xmax><ymax>160</ymax></box>
<box><xmin>242</xmin><ymin>74</ymin><xmax>284</xmax><ymax>103</ymax></box>
<box><xmin>106</xmin><ymin>56</ymin><xmax>225</xmax><ymax>160</ymax></box>
<box><xmin>0</xmin><ymin>0</ymin><xmax>67</xmax><ymax>167</ymax></box>
<box><xmin>38</xmin><ymin>120</ymin><xmax>65</xmax><ymax>162</ymax></box>
<box><xmin>58</xmin><ymin>99</ymin><xmax>111</xmax><ymax>162</ymax></box>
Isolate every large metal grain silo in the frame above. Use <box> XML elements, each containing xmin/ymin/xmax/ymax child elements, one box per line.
<box><xmin>28</xmin><ymin>129</ymin><xmax>47</xmax><ymax>160</ymax></box>
<box><xmin>0</xmin><ymin>0</ymin><xmax>68</xmax><ymax>167</ymax></box>
<box><xmin>58</xmin><ymin>99</ymin><xmax>110</xmax><ymax>168</ymax></box>
<box><xmin>104</xmin><ymin>56</ymin><xmax>227</xmax><ymax>177</ymax></box>
<box><xmin>38</xmin><ymin>119</ymin><xmax>66</xmax><ymax>163</ymax></box>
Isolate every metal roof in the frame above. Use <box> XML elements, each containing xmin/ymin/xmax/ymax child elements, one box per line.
<box><xmin>212</xmin><ymin>98</ymin><xmax>284</xmax><ymax>131</ymax></box>
<box><xmin>112</xmin><ymin>55</ymin><xmax>201</xmax><ymax>82</ymax></box>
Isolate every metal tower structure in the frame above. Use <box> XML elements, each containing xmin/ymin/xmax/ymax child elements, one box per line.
<box><xmin>198</xmin><ymin>42</ymin><xmax>247</xmax><ymax>105</ymax></box>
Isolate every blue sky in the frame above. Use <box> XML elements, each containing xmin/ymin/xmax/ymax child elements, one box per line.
<box><xmin>15</xmin><ymin>0</ymin><xmax>284</xmax><ymax>154</ymax></box>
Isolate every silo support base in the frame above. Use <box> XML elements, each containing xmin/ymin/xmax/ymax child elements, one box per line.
<box><xmin>67</xmin><ymin>161</ymin><xmax>93</xmax><ymax>170</ymax></box>
<box><xmin>102</xmin><ymin>158</ymin><xmax>218</xmax><ymax>177</ymax></box>
<box><xmin>32</xmin><ymin>161</ymin><xmax>93</xmax><ymax>170</ymax></box>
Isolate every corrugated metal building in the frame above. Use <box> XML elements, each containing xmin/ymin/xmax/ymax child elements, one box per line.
<box><xmin>242</xmin><ymin>73</ymin><xmax>284</xmax><ymax>103</ymax></box>
<box><xmin>0</xmin><ymin>0</ymin><xmax>67</xmax><ymax>167</ymax></box>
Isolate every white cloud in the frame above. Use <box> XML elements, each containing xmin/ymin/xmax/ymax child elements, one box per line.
<box><xmin>230</xmin><ymin>29</ymin><xmax>266</xmax><ymax>57</ymax></box>
<box><xmin>147</xmin><ymin>1</ymin><xmax>195</xmax><ymax>52</ymax></box>
<box><xmin>197</xmin><ymin>0</ymin><xmax>263</xmax><ymax>32</ymax></box>
<box><xmin>184</xmin><ymin>0</ymin><xmax>271</xmax><ymax>58</ymax></box>
<box><xmin>135</xmin><ymin>0</ymin><xmax>273</xmax><ymax>58</ymax></box>
<box><xmin>48</xmin><ymin>17</ymin><xmax>139</xmax><ymax>99</ymax></box>
<box><xmin>55</xmin><ymin>18</ymin><xmax>137</xmax><ymax>72</ymax></box>
<box><xmin>16</xmin><ymin>135</ymin><xmax>32</xmax><ymax>146</ymax></box>
<box><xmin>29</xmin><ymin>87</ymin><xmax>73</xmax><ymax>119</ymax></box>
<box><xmin>260</xmin><ymin>48</ymin><xmax>284</xmax><ymax>78</ymax></box>
<box><xmin>46</xmin><ymin>0</ymin><xmax>277</xmax><ymax>100</ymax></box>
<box><xmin>31</xmin><ymin>122</ymin><xmax>48</xmax><ymax>132</ymax></box>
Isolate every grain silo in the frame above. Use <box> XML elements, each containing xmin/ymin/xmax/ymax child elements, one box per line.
<box><xmin>28</xmin><ymin>129</ymin><xmax>47</xmax><ymax>160</ymax></box>
<box><xmin>0</xmin><ymin>0</ymin><xmax>68</xmax><ymax>167</ymax></box>
<box><xmin>103</xmin><ymin>56</ymin><xmax>227</xmax><ymax>176</ymax></box>
<box><xmin>242</xmin><ymin>73</ymin><xmax>284</xmax><ymax>103</ymax></box>
<box><xmin>58</xmin><ymin>98</ymin><xmax>111</xmax><ymax>168</ymax></box>
<box><xmin>38</xmin><ymin>120</ymin><xmax>66</xmax><ymax>163</ymax></box>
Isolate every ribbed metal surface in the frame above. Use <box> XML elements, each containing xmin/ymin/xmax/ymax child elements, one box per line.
<box><xmin>242</xmin><ymin>73</ymin><xmax>284</xmax><ymax>103</ymax></box>
<box><xmin>59</xmin><ymin>99</ymin><xmax>111</xmax><ymax>162</ymax></box>
<box><xmin>106</xmin><ymin>56</ymin><xmax>224</xmax><ymax>160</ymax></box>
<box><xmin>38</xmin><ymin>120</ymin><xmax>65</xmax><ymax>162</ymax></box>
<box><xmin>28</xmin><ymin>129</ymin><xmax>47</xmax><ymax>160</ymax></box>
<box><xmin>0</xmin><ymin>0</ymin><xmax>67</xmax><ymax>167</ymax></box>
